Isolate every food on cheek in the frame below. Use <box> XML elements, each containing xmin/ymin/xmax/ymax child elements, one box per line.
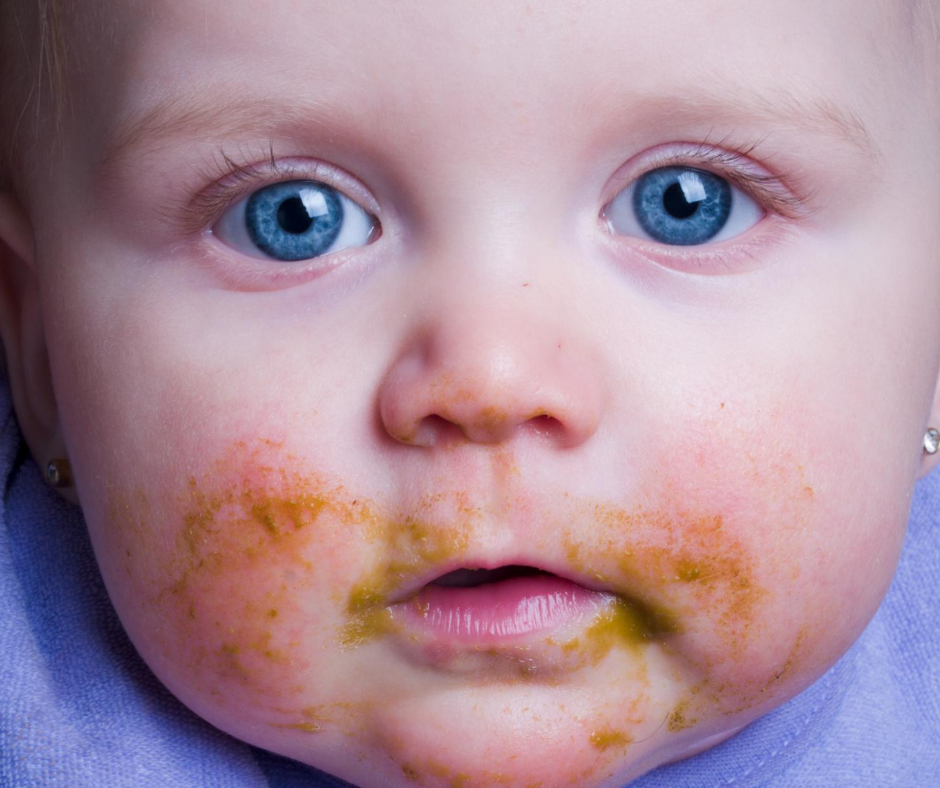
<box><xmin>101</xmin><ymin>433</ymin><xmax>823</xmax><ymax>778</ymax></box>
<box><xmin>107</xmin><ymin>440</ymin><xmax>351</xmax><ymax>712</ymax></box>
<box><xmin>554</xmin><ymin>458</ymin><xmax>823</xmax><ymax>722</ymax></box>
<box><xmin>562</xmin><ymin>509</ymin><xmax>769</xmax><ymax>662</ymax></box>
<box><xmin>104</xmin><ymin>438</ymin><xmax>483</xmax><ymax>729</ymax></box>
<box><xmin>589</xmin><ymin>727</ymin><xmax>633</xmax><ymax>751</ymax></box>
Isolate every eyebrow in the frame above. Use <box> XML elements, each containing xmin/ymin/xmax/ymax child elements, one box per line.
<box><xmin>647</xmin><ymin>78</ymin><xmax>881</xmax><ymax>164</ymax></box>
<box><xmin>98</xmin><ymin>77</ymin><xmax>882</xmax><ymax>176</ymax></box>
<box><xmin>98</xmin><ymin>87</ymin><xmax>346</xmax><ymax>175</ymax></box>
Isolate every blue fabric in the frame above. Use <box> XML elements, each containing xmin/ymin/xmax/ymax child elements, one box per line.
<box><xmin>1</xmin><ymin>369</ymin><xmax>937</xmax><ymax>787</ymax></box>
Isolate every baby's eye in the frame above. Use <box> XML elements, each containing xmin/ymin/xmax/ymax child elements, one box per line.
<box><xmin>603</xmin><ymin>166</ymin><xmax>763</xmax><ymax>246</ymax></box>
<box><xmin>212</xmin><ymin>180</ymin><xmax>377</xmax><ymax>262</ymax></box>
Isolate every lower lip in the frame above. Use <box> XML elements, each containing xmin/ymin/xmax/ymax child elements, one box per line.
<box><xmin>392</xmin><ymin>574</ymin><xmax>609</xmax><ymax>644</ymax></box>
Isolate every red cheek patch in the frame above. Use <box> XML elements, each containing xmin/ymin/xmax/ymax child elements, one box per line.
<box><xmin>105</xmin><ymin>437</ymin><xmax>480</xmax><ymax>726</ymax></box>
<box><xmin>107</xmin><ymin>439</ymin><xmax>367</xmax><ymax>710</ymax></box>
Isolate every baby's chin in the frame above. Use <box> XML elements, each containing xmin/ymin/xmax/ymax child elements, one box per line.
<box><xmin>143</xmin><ymin>612</ymin><xmax>818</xmax><ymax>788</ymax></box>
<box><xmin>171</xmin><ymin>662</ymin><xmax>776</xmax><ymax>788</ymax></box>
<box><xmin>349</xmin><ymin>684</ymin><xmax>673</xmax><ymax>788</ymax></box>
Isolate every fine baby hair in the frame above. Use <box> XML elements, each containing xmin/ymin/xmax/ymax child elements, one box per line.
<box><xmin>1</xmin><ymin>1</ymin><xmax>940</xmax><ymax>787</ymax></box>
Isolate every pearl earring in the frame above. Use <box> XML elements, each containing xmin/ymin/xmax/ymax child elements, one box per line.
<box><xmin>924</xmin><ymin>428</ymin><xmax>940</xmax><ymax>455</ymax></box>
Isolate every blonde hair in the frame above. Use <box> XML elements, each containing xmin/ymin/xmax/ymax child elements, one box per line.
<box><xmin>0</xmin><ymin>0</ymin><xmax>68</xmax><ymax>193</ymax></box>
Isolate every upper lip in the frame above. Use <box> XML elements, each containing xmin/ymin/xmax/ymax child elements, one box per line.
<box><xmin>385</xmin><ymin>555</ymin><xmax>614</xmax><ymax>605</ymax></box>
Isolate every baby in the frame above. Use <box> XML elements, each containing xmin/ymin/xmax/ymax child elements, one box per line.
<box><xmin>1</xmin><ymin>0</ymin><xmax>939</xmax><ymax>786</ymax></box>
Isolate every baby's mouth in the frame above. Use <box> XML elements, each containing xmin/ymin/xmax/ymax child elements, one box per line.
<box><xmin>429</xmin><ymin>565</ymin><xmax>548</xmax><ymax>587</ymax></box>
<box><xmin>391</xmin><ymin>564</ymin><xmax>615</xmax><ymax>643</ymax></box>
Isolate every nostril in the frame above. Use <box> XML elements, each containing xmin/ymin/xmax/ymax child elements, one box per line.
<box><xmin>525</xmin><ymin>414</ymin><xmax>562</xmax><ymax>438</ymax></box>
<box><xmin>412</xmin><ymin>414</ymin><xmax>467</xmax><ymax>446</ymax></box>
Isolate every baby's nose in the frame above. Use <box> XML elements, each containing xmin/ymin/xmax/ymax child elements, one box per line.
<box><xmin>378</xmin><ymin>309</ymin><xmax>602</xmax><ymax>449</ymax></box>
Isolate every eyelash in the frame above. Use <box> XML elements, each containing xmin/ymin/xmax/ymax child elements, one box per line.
<box><xmin>618</xmin><ymin>138</ymin><xmax>813</xmax><ymax>222</ymax></box>
<box><xmin>171</xmin><ymin>144</ymin><xmax>371</xmax><ymax>238</ymax></box>
<box><xmin>175</xmin><ymin>139</ymin><xmax>811</xmax><ymax>255</ymax></box>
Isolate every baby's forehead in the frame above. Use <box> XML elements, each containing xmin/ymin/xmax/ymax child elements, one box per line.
<box><xmin>76</xmin><ymin>0</ymin><xmax>927</xmax><ymax>176</ymax></box>
<box><xmin>94</xmin><ymin>1</ymin><xmax>930</xmax><ymax>121</ymax></box>
<box><xmin>2</xmin><ymin>0</ymin><xmax>935</xmax><ymax>197</ymax></box>
<box><xmin>89</xmin><ymin>0</ymin><xmax>930</xmax><ymax>69</ymax></box>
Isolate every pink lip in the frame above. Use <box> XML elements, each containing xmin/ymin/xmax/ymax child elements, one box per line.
<box><xmin>391</xmin><ymin>573</ymin><xmax>612</xmax><ymax>643</ymax></box>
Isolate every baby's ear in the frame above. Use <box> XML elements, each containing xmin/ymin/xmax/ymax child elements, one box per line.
<box><xmin>0</xmin><ymin>192</ymin><xmax>78</xmax><ymax>505</ymax></box>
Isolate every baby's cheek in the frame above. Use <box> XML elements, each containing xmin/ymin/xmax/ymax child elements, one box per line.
<box><xmin>555</xmin><ymin>396</ymin><xmax>907</xmax><ymax>726</ymax></box>
<box><xmin>94</xmin><ymin>439</ymin><xmax>367</xmax><ymax>728</ymax></box>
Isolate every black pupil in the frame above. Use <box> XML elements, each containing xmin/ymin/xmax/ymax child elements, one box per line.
<box><xmin>663</xmin><ymin>181</ymin><xmax>700</xmax><ymax>220</ymax></box>
<box><xmin>277</xmin><ymin>197</ymin><xmax>315</xmax><ymax>234</ymax></box>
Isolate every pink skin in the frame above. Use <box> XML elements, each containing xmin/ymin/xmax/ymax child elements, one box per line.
<box><xmin>2</xmin><ymin>0</ymin><xmax>940</xmax><ymax>785</ymax></box>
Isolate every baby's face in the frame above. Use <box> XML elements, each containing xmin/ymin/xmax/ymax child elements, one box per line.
<box><xmin>13</xmin><ymin>0</ymin><xmax>940</xmax><ymax>785</ymax></box>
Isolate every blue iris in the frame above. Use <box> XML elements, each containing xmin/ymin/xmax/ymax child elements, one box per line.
<box><xmin>245</xmin><ymin>181</ymin><xmax>344</xmax><ymax>261</ymax></box>
<box><xmin>633</xmin><ymin>167</ymin><xmax>731</xmax><ymax>245</ymax></box>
